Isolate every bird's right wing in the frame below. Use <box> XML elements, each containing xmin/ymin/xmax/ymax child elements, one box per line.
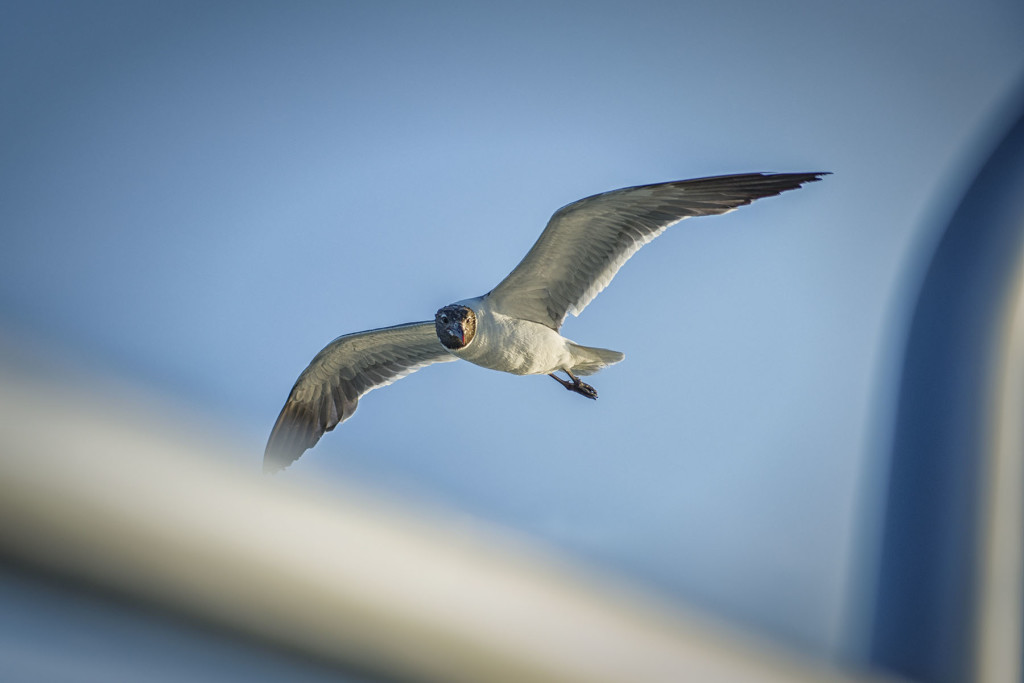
<box><xmin>264</xmin><ymin>321</ymin><xmax>456</xmax><ymax>472</ymax></box>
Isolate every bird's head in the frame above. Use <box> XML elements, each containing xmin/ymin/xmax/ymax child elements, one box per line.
<box><xmin>435</xmin><ymin>304</ymin><xmax>477</xmax><ymax>350</ymax></box>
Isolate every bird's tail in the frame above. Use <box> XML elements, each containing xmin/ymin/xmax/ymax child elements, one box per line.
<box><xmin>568</xmin><ymin>343</ymin><xmax>625</xmax><ymax>376</ymax></box>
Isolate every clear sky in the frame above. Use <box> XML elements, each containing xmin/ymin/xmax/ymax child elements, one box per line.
<box><xmin>3</xmin><ymin>0</ymin><xmax>1023</xmax><ymax>664</ymax></box>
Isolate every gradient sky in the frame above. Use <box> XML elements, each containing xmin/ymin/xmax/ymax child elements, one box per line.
<box><xmin>3</xmin><ymin>0</ymin><xmax>1023</xmax><ymax>665</ymax></box>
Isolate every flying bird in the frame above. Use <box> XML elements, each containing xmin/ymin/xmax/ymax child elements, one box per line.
<box><xmin>265</xmin><ymin>172</ymin><xmax>827</xmax><ymax>472</ymax></box>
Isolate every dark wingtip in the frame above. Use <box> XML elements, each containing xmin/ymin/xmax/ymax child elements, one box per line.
<box><xmin>788</xmin><ymin>171</ymin><xmax>830</xmax><ymax>189</ymax></box>
<box><xmin>262</xmin><ymin>453</ymin><xmax>287</xmax><ymax>475</ymax></box>
<box><xmin>739</xmin><ymin>171</ymin><xmax>832</xmax><ymax>200</ymax></box>
<box><xmin>262</xmin><ymin>435</ymin><xmax>298</xmax><ymax>476</ymax></box>
<box><xmin>759</xmin><ymin>171</ymin><xmax>831</xmax><ymax>185</ymax></box>
<box><xmin>263</xmin><ymin>399</ymin><xmax>319</xmax><ymax>475</ymax></box>
<box><xmin>687</xmin><ymin>171</ymin><xmax>830</xmax><ymax>193</ymax></box>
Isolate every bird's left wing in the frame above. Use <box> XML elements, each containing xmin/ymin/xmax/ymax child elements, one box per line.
<box><xmin>485</xmin><ymin>172</ymin><xmax>828</xmax><ymax>330</ymax></box>
<box><xmin>264</xmin><ymin>321</ymin><xmax>456</xmax><ymax>472</ymax></box>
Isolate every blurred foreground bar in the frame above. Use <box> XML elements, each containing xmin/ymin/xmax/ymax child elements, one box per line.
<box><xmin>870</xmin><ymin>97</ymin><xmax>1024</xmax><ymax>683</ymax></box>
<box><xmin>0</xmin><ymin>363</ymin><xmax>899</xmax><ymax>683</ymax></box>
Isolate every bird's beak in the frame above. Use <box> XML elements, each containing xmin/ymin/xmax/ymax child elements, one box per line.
<box><xmin>448</xmin><ymin>323</ymin><xmax>464</xmax><ymax>344</ymax></box>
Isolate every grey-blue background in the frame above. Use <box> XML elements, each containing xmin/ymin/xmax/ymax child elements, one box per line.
<box><xmin>3</xmin><ymin>0</ymin><xmax>1023</xmax><ymax>665</ymax></box>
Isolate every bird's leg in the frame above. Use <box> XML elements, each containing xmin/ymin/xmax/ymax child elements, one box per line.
<box><xmin>548</xmin><ymin>370</ymin><xmax>598</xmax><ymax>400</ymax></box>
<box><xmin>548</xmin><ymin>372</ymin><xmax>573</xmax><ymax>390</ymax></box>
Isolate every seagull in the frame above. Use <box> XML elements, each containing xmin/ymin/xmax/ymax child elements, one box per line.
<box><xmin>264</xmin><ymin>172</ymin><xmax>827</xmax><ymax>472</ymax></box>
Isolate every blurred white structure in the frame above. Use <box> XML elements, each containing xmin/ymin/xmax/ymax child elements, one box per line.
<box><xmin>0</xmin><ymin>352</ymin><xmax>900</xmax><ymax>683</ymax></box>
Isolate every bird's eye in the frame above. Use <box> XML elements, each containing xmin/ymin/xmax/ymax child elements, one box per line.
<box><xmin>440</xmin><ymin>315</ymin><xmax>449</xmax><ymax>324</ymax></box>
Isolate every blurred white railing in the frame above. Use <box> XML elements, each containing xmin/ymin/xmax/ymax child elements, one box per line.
<box><xmin>0</xmin><ymin>355</ymin><xmax>902</xmax><ymax>683</ymax></box>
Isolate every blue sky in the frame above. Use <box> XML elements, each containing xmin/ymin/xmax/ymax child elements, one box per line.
<box><xmin>3</xmin><ymin>0</ymin><xmax>1023</xmax><ymax>664</ymax></box>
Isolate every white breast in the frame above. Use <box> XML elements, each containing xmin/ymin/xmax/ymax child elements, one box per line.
<box><xmin>450</xmin><ymin>298</ymin><xmax>573</xmax><ymax>376</ymax></box>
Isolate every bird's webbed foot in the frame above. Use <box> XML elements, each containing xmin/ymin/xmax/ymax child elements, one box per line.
<box><xmin>548</xmin><ymin>371</ymin><xmax>598</xmax><ymax>400</ymax></box>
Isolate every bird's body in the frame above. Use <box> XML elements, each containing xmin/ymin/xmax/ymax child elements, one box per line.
<box><xmin>265</xmin><ymin>172</ymin><xmax>827</xmax><ymax>472</ymax></box>
<box><xmin>441</xmin><ymin>297</ymin><xmax>622</xmax><ymax>377</ymax></box>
